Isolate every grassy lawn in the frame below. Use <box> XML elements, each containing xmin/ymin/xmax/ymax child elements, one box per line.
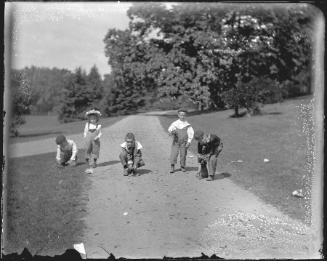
<box><xmin>5</xmin><ymin>114</ymin><xmax>126</xmax><ymax>255</ymax></box>
<box><xmin>9</xmin><ymin>115</ymin><xmax>125</xmax><ymax>144</ymax></box>
<box><xmin>4</xmin><ymin>150</ymin><xmax>91</xmax><ymax>255</ymax></box>
<box><xmin>159</xmin><ymin>96</ymin><xmax>313</xmax><ymax>225</ymax></box>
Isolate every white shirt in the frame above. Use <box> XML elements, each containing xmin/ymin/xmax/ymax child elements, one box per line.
<box><xmin>120</xmin><ymin>141</ymin><xmax>143</xmax><ymax>150</ymax></box>
<box><xmin>168</xmin><ymin>119</ymin><xmax>194</xmax><ymax>143</ymax></box>
<box><xmin>56</xmin><ymin>139</ymin><xmax>78</xmax><ymax>161</ymax></box>
<box><xmin>83</xmin><ymin>122</ymin><xmax>102</xmax><ymax>139</ymax></box>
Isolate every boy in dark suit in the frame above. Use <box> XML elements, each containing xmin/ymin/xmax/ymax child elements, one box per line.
<box><xmin>194</xmin><ymin>130</ymin><xmax>223</xmax><ymax>181</ymax></box>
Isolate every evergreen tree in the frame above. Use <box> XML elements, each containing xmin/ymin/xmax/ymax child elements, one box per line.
<box><xmin>87</xmin><ymin>65</ymin><xmax>103</xmax><ymax>104</ymax></box>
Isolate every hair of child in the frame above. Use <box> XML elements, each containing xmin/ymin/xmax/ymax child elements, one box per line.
<box><xmin>56</xmin><ymin>134</ymin><xmax>67</xmax><ymax>145</ymax></box>
<box><xmin>194</xmin><ymin>130</ymin><xmax>204</xmax><ymax>140</ymax></box>
<box><xmin>125</xmin><ymin>132</ymin><xmax>135</xmax><ymax>141</ymax></box>
<box><xmin>177</xmin><ymin>108</ymin><xmax>188</xmax><ymax>113</ymax></box>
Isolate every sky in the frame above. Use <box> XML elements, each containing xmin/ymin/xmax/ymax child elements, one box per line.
<box><xmin>6</xmin><ymin>2</ymin><xmax>133</xmax><ymax>76</ymax></box>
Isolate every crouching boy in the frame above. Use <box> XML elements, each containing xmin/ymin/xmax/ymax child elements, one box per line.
<box><xmin>194</xmin><ymin>130</ymin><xmax>223</xmax><ymax>181</ymax></box>
<box><xmin>55</xmin><ymin>135</ymin><xmax>78</xmax><ymax>167</ymax></box>
<box><xmin>119</xmin><ymin>133</ymin><xmax>145</xmax><ymax>176</ymax></box>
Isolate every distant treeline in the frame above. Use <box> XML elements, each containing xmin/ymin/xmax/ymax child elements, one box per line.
<box><xmin>11</xmin><ymin>66</ymin><xmax>108</xmax><ymax>119</ymax></box>
<box><xmin>10</xmin><ymin>3</ymin><xmax>316</xmax><ymax>133</ymax></box>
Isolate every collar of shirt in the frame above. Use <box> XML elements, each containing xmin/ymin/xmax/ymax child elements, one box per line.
<box><xmin>120</xmin><ymin>141</ymin><xmax>143</xmax><ymax>150</ymax></box>
<box><xmin>174</xmin><ymin>119</ymin><xmax>191</xmax><ymax>129</ymax></box>
<box><xmin>88</xmin><ymin>123</ymin><xmax>98</xmax><ymax>129</ymax></box>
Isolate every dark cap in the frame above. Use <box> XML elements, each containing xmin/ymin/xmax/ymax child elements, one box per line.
<box><xmin>56</xmin><ymin>135</ymin><xmax>67</xmax><ymax>145</ymax></box>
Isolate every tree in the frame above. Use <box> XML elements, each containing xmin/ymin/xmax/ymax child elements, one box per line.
<box><xmin>27</xmin><ymin>67</ymin><xmax>62</xmax><ymax>113</ymax></box>
<box><xmin>18</xmin><ymin>66</ymin><xmax>72</xmax><ymax>115</ymax></box>
<box><xmin>99</xmin><ymin>73</ymin><xmax>115</xmax><ymax>116</ymax></box>
<box><xmin>10</xmin><ymin>69</ymin><xmax>32</xmax><ymax>136</ymax></box>
<box><xmin>217</xmin><ymin>11</ymin><xmax>269</xmax><ymax>115</ymax></box>
<box><xmin>103</xmin><ymin>3</ymin><xmax>315</xmax><ymax>115</ymax></box>
<box><xmin>269</xmin><ymin>6</ymin><xmax>313</xmax><ymax>95</ymax></box>
<box><xmin>103</xmin><ymin>28</ymin><xmax>158</xmax><ymax>115</ymax></box>
<box><xmin>87</xmin><ymin>65</ymin><xmax>103</xmax><ymax>105</ymax></box>
<box><xmin>127</xmin><ymin>3</ymin><xmax>227</xmax><ymax>110</ymax></box>
<box><xmin>58</xmin><ymin>67</ymin><xmax>93</xmax><ymax>122</ymax></box>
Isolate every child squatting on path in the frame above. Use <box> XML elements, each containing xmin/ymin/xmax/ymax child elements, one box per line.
<box><xmin>84</xmin><ymin>109</ymin><xmax>102</xmax><ymax>174</ymax></box>
<box><xmin>168</xmin><ymin>108</ymin><xmax>194</xmax><ymax>173</ymax></box>
<box><xmin>55</xmin><ymin>135</ymin><xmax>78</xmax><ymax>167</ymax></box>
<box><xmin>119</xmin><ymin>133</ymin><xmax>145</xmax><ymax>176</ymax></box>
<box><xmin>194</xmin><ymin>130</ymin><xmax>223</xmax><ymax>181</ymax></box>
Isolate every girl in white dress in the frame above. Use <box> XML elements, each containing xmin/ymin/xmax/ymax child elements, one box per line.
<box><xmin>84</xmin><ymin>109</ymin><xmax>102</xmax><ymax>173</ymax></box>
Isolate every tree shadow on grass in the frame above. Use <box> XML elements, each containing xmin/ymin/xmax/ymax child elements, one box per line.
<box><xmin>229</xmin><ymin>111</ymin><xmax>282</xmax><ymax>118</ymax></box>
<box><xmin>17</xmin><ymin>131</ymin><xmax>63</xmax><ymax>138</ymax></box>
<box><xmin>229</xmin><ymin>111</ymin><xmax>248</xmax><ymax>118</ymax></box>
<box><xmin>144</xmin><ymin>108</ymin><xmax>222</xmax><ymax>118</ymax></box>
<box><xmin>214</xmin><ymin>172</ymin><xmax>232</xmax><ymax>180</ymax></box>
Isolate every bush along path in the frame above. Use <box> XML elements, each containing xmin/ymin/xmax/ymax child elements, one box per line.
<box><xmin>6</xmin><ymin>113</ymin><xmax>317</xmax><ymax>259</ymax></box>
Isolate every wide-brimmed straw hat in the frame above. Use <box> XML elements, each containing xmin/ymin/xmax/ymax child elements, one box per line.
<box><xmin>85</xmin><ymin>109</ymin><xmax>102</xmax><ymax>117</ymax></box>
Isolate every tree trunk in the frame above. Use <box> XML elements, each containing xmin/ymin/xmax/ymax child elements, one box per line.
<box><xmin>234</xmin><ymin>105</ymin><xmax>239</xmax><ymax>117</ymax></box>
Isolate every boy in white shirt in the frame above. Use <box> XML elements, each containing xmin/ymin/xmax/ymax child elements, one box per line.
<box><xmin>55</xmin><ymin>135</ymin><xmax>78</xmax><ymax>167</ymax></box>
<box><xmin>84</xmin><ymin>109</ymin><xmax>102</xmax><ymax>172</ymax></box>
<box><xmin>119</xmin><ymin>132</ymin><xmax>145</xmax><ymax>176</ymax></box>
<box><xmin>168</xmin><ymin>108</ymin><xmax>194</xmax><ymax>173</ymax></box>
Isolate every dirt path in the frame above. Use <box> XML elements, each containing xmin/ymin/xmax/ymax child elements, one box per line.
<box><xmin>79</xmin><ymin>114</ymin><xmax>315</xmax><ymax>259</ymax></box>
<box><xmin>8</xmin><ymin>114</ymin><xmax>317</xmax><ymax>259</ymax></box>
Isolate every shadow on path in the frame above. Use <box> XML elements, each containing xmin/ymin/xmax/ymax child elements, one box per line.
<box><xmin>185</xmin><ymin>166</ymin><xmax>198</xmax><ymax>172</ymax></box>
<box><xmin>214</xmin><ymin>172</ymin><xmax>232</xmax><ymax>180</ymax></box>
<box><xmin>136</xmin><ymin>168</ymin><xmax>152</xmax><ymax>176</ymax></box>
<box><xmin>172</xmin><ymin>167</ymin><xmax>198</xmax><ymax>173</ymax></box>
<box><xmin>97</xmin><ymin>160</ymin><xmax>121</xmax><ymax>168</ymax></box>
<box><xmin>76</xmin><ymin>162</ymin><xmax>87</xmax><ymax>166</ymax></box>
<box><xmin>266</xmin><ymin>112</ymin><xmax>282</xmax><ymax>115</ymax></box>
<box><xmin>121</xmin><ymin>168</ymin><xmax>152</xmax><ymax>177</ymax></box>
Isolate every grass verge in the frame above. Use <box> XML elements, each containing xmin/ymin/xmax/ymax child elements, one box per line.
<box><xmin>10</xmin><ymin>115</ymin><xmax>125</xmax><ymax>144</ymax></box>
<box><xmin>159</xmin><ymin>97</ymin><xmax>313</xmax><ymax>225</ymax></box>
<box><xmin>4</xmin><ymin>150</ymin><xmax>91</xmax><ymax>256</ymax></box>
